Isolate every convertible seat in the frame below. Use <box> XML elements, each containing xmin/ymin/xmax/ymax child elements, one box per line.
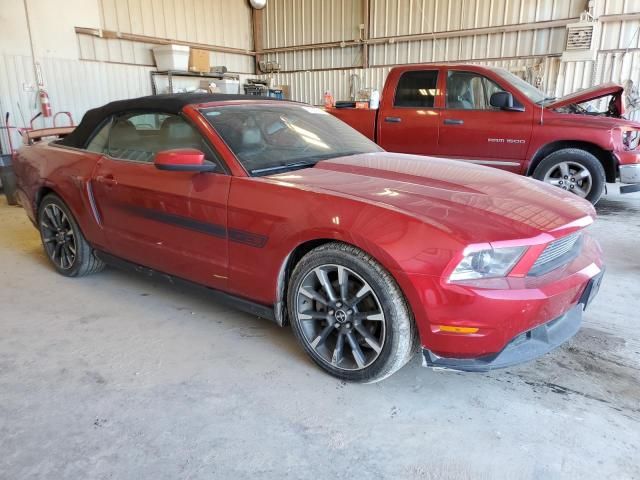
<box><xmin>108</xmin><ymin>120</ymin><xmax>154</xmax><ymax>162</ymax></box>
<box><xmin>159</xmin><ymin>116</ymin><xmax>203</xmax><ymax>151</ymax></box>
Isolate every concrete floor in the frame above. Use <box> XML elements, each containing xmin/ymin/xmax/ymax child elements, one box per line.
<box><xmin>0</xmin><ymin>187</ymin><xmax>639</xmax><ymax>480</ymax></box>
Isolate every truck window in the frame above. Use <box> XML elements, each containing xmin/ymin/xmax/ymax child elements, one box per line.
<box><xmin>394</xmin><ymin>71</ymin><xmax>439</xmax><ymax>108</ymax></box>
<box><xmin>446</xmin><ymin>71</ymin><xmax>503</xmax><ymax>110</ymax></box>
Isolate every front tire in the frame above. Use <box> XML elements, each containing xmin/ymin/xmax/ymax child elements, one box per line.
<box><xmin>287</xmin><ymin>242</ymin><xmax>418</xmax><ymax>383</ymax></box>
<box><xmin>532</xmin><ymin>148</ymin><xmax>605</xmax><ymax>204</ymax></box>
<box><xmin>38</xmin><ymin>194</ymin><xmax>105</xmax><ymax>277</ymax></box>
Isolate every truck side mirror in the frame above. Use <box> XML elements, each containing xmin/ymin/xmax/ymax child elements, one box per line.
<box><xmin>490</xmin><ymin>91</ymin><xmax>524</xmax><ymax>112</ymax></box>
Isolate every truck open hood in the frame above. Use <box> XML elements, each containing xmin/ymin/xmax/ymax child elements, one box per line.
<box><xmin>546</xmin><ymin>83</ymin><xmax>624</xmax><ymax>110</ymax></box>
<box><xmin>269</xmin><ymin>153</ymin><xmax>595</xmax><ymax>244</ymax></box>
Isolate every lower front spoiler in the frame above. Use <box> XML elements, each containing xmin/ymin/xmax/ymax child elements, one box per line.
<box><xmin>422</xmin><ymin>304</ymin><xmax>583</xmax><ymax>372</ymax></box>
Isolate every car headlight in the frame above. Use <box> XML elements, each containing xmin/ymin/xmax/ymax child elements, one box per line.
<box><xmin>449</xmin><ymin>246</ymin><xmax>527</xmax><ymax>281</ymax></box>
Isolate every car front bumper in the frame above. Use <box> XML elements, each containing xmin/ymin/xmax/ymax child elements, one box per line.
<box><xmin>421</xmin><ymin>269</ymin><xmax>603</xmax><ymax>372</ymax></box>
<box><xmin>395</xmin><ymin>232</ymin><xmax>603</xmax><ymax>368</ymax></box>
<box><xmin>620</xmin><ymin>164</ymin><xmax>640</xmax><ymax>183</ymax></box>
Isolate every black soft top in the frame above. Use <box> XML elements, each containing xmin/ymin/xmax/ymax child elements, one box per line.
<box><xmin>60</xmin><ymin>93</ymin><xmax>283</xmax><ymax>148</ymax></box>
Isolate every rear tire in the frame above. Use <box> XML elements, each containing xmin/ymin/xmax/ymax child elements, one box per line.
<box><xmin>532</xmin><ymin>148</ymin><xmax>605</xmax><ymax>204</ymax></box>
<box><xmin>287</xmin><ymin>242</ymin><xmax>418</xmax><ymax>383</ymax></box>
<box><xmin>38</xmin><ymin>194</ymin><xmax>105</xmax><ymax>277</ymax></box>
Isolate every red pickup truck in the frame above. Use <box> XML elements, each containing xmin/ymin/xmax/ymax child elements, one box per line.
<box><xmin>329</xmin><ymin>64</ymin><xmax>640</xmax><ymax>204</ymax></box>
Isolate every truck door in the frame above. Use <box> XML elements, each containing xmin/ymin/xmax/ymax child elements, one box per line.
<box><xmin>377</xmin><ymin>69</ymin><xmax>441</xmax><ymax>155</ymax></box>
<box><xmin>438</xmin><ymin>69</ymin><xmax>533</xmax><ymax>173</ymax></box>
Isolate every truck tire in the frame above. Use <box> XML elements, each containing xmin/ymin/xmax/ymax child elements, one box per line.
<box><xmin>532</xmin><ymin>148</ymin><xmax>605</xmax><ymax>204</ymax></box>
<box><xmin>287</xmin><ymin>241</ymin><xmax>418</xmax><ymax>383</ymax></box>
<box><xmin>38</xmin><ymin>193</ymin><xmax>105</xmax><ymax>277</ymax></box>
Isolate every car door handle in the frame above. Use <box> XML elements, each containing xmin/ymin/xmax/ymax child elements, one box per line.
<box><xmin>444</xmin><ymin>119</ymin><xmax>464</xmax><ymax>125</ymax></box>
<box><xmin>384</xmin><ymin>117</ymin><xmax>402</xmax><ymax>123</ymax></box>
<box><xmin>95</xmin><ymin>175</ymin><xmax>117</xmax><ymax>186</ymax></box>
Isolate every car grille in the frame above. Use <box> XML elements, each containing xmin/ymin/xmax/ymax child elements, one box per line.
<box><xmin>530</xmin><ymin>231</ymin><xmax>582</xmax><ymax>276</ymax></box>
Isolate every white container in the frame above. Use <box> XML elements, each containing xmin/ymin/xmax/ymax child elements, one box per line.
<box><xmin>213</xmin><ymin>79</ymin><xmax>240</xmax><ymax>94</ymax></box>
<box><xmin>152</xmin><ymin>45</ymin><xmax>190</xmax><ymax>72</ymax></box>
<box><xmin>370</xmin><ymin>89</ymin><xmax>380</xmax><ymax>109</ymax></box>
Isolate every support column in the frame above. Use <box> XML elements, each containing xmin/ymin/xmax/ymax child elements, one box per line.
<box><xmin>252</xmin><ymin>7</ymin><xmax>264</xmax><ymax>74</ymax></box>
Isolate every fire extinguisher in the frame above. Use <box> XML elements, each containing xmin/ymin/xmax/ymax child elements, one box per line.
<box><xmin>39</xmin><ymin>88</ymin><xmax>52</xmax><ymax>118</ymax></box>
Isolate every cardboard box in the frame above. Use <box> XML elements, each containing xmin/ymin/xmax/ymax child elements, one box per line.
<box><xmin>276</xmin><ymin>85</ymin><xmax>290</xmax><ymax>99</ymax></box>
<box><xmin>189</xmin><ymin>49</ymin><xmax>210</xmax><ymax>73</ymax></box>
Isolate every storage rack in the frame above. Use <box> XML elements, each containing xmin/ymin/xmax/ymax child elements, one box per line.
<box><xmin>150</xmin><ymin>70</ymin><xmax>240</xmax><ymax>95</ymax></box>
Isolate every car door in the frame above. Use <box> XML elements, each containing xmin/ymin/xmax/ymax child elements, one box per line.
<box><xmin>437</xmin><ymin>69</ymin><xmax>533</xmax><ymax>172</ymax></box>
<box><xmin>90</xmin><ymin>111</ymin><xmax>230</xmax><ymax>290</ymax></box>
<box><xmin>377</xmin><ymin>68</ymin><xmax>442</xmax><ymax>155</ymax></box>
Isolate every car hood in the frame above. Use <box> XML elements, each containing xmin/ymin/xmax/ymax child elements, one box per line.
<box><xmin>268</xmin><ymin>153</ymin><xmax>595</xmax><ymax>244</ymax></box>
<box><xmin>546</xmin><ymin>83</ymin><xmax>623</xmax><ymax>109</ymax></box>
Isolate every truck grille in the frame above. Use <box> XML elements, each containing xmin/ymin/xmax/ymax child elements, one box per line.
<box><xmin>530</xmin><ymin>232</ymin><xmax>582</xmax><ymax>276</ymax></box>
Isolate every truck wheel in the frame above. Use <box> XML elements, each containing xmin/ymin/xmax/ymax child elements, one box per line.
<box><xmin>38</xmin><ymin>194</ymin><xmax>105</xmax><ymax>277</ymax></box>
<box><xmin>287</xmin><ymin>242</ymin><xmax>418</xmax><ymax>383</ymax></box>
<box><xmin>532</xmin><ymin>148</ymin><xmax>605</xmax><ymax>204</ymax></box>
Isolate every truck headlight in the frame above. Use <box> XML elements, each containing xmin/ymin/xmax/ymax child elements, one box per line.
<box><xmin>449</xmin><ymin>246</ymin><xmax>526</xmax><ymax>281</ymax></box>
<box><xmin>623</xmin><ymin>130</ymin><xmax>640</xmax><ymax>150</ymax></box>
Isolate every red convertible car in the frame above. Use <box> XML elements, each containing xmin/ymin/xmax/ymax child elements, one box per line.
<box><xmin>13</xmin><ymin>94</ymin><xmax>604</xmax><ymax>382</ymax></box>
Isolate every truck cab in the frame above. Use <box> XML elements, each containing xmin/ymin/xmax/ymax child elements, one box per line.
<box><xmin>329</xmin><ymin>63</ymin><xmax>640</xmax><ymax>204</ymax></box>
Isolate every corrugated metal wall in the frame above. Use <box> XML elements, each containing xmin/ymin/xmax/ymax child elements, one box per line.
<box><xmin>367</xmin><ymin>0</ymin><xmax>583</xmax><ymax>65</ymax></box>
<box><xmin>262</xmin><ymin>0</ymin><xmax>585</xmax><ymax>70</ymax></box>
<box><xmin>555</xmin><ymin>0</ymin><xmax>640</xmax><ymax>96</ymax></box>
<box><xmin>260</xmin><ymin>0</ymin><xmax>640</xmax><ymax>106</ymax></box>
<box><xmin>77</xmin><ymin>0</ymin><xmax>255</xmax><ymax>73</ymax></box>
<box><xmin>3</xmin><ymin>0</ymin><xmax>640</xmax><ymax>152</ymax></box>
<box><xmin>0</xmin><ymin>54</ymin><xmax>154</xmax><ymax>148</ymax></box>
<box><xmin>369</xmin><ymin>0</ymin><xmax>583</xmax><ymax>35</ymax></box>
<box><xmin>0</xmin><ymin>0</ymin><xmax>255</xmax><ymax>154</ymax></box>
<box><xmin>263</xmin><ymin>0</ymin><xmax>362</xmax><ymax>47</ymax></box>
<box><xmin>265</xmin><ymin>56</ymin><xmax>561</xmax><ymax>105</ymax></box>
<box><xmin>99</xmin><ymin>0</ymin><xmax>253</xmax><ymax>49</ymax></box>
<box><xmin>76</xmin><ymin>34</ymin><xmax>254</xmax><ymax>73</ymax></box>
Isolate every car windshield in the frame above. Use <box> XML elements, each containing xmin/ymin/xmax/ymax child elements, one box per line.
<box><xmin>201</xmin><ymin>104</ymin><xmax>382</xmax><ymax>176</ymax></box>
<box><xmin>490</xmin><ymin>67</ymin><xmax>553</xmax><ymax>104</ymax></box>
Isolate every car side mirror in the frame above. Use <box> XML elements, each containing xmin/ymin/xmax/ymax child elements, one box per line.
<box><xmin>154</xmin><ymin>149</ymin><xmax>216</xmax><ymax>172</ymax></box>
<box><xmin>490</xmin><ymin>91</ymin><xmax>524</xmax><ymax>112</ymax></box>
